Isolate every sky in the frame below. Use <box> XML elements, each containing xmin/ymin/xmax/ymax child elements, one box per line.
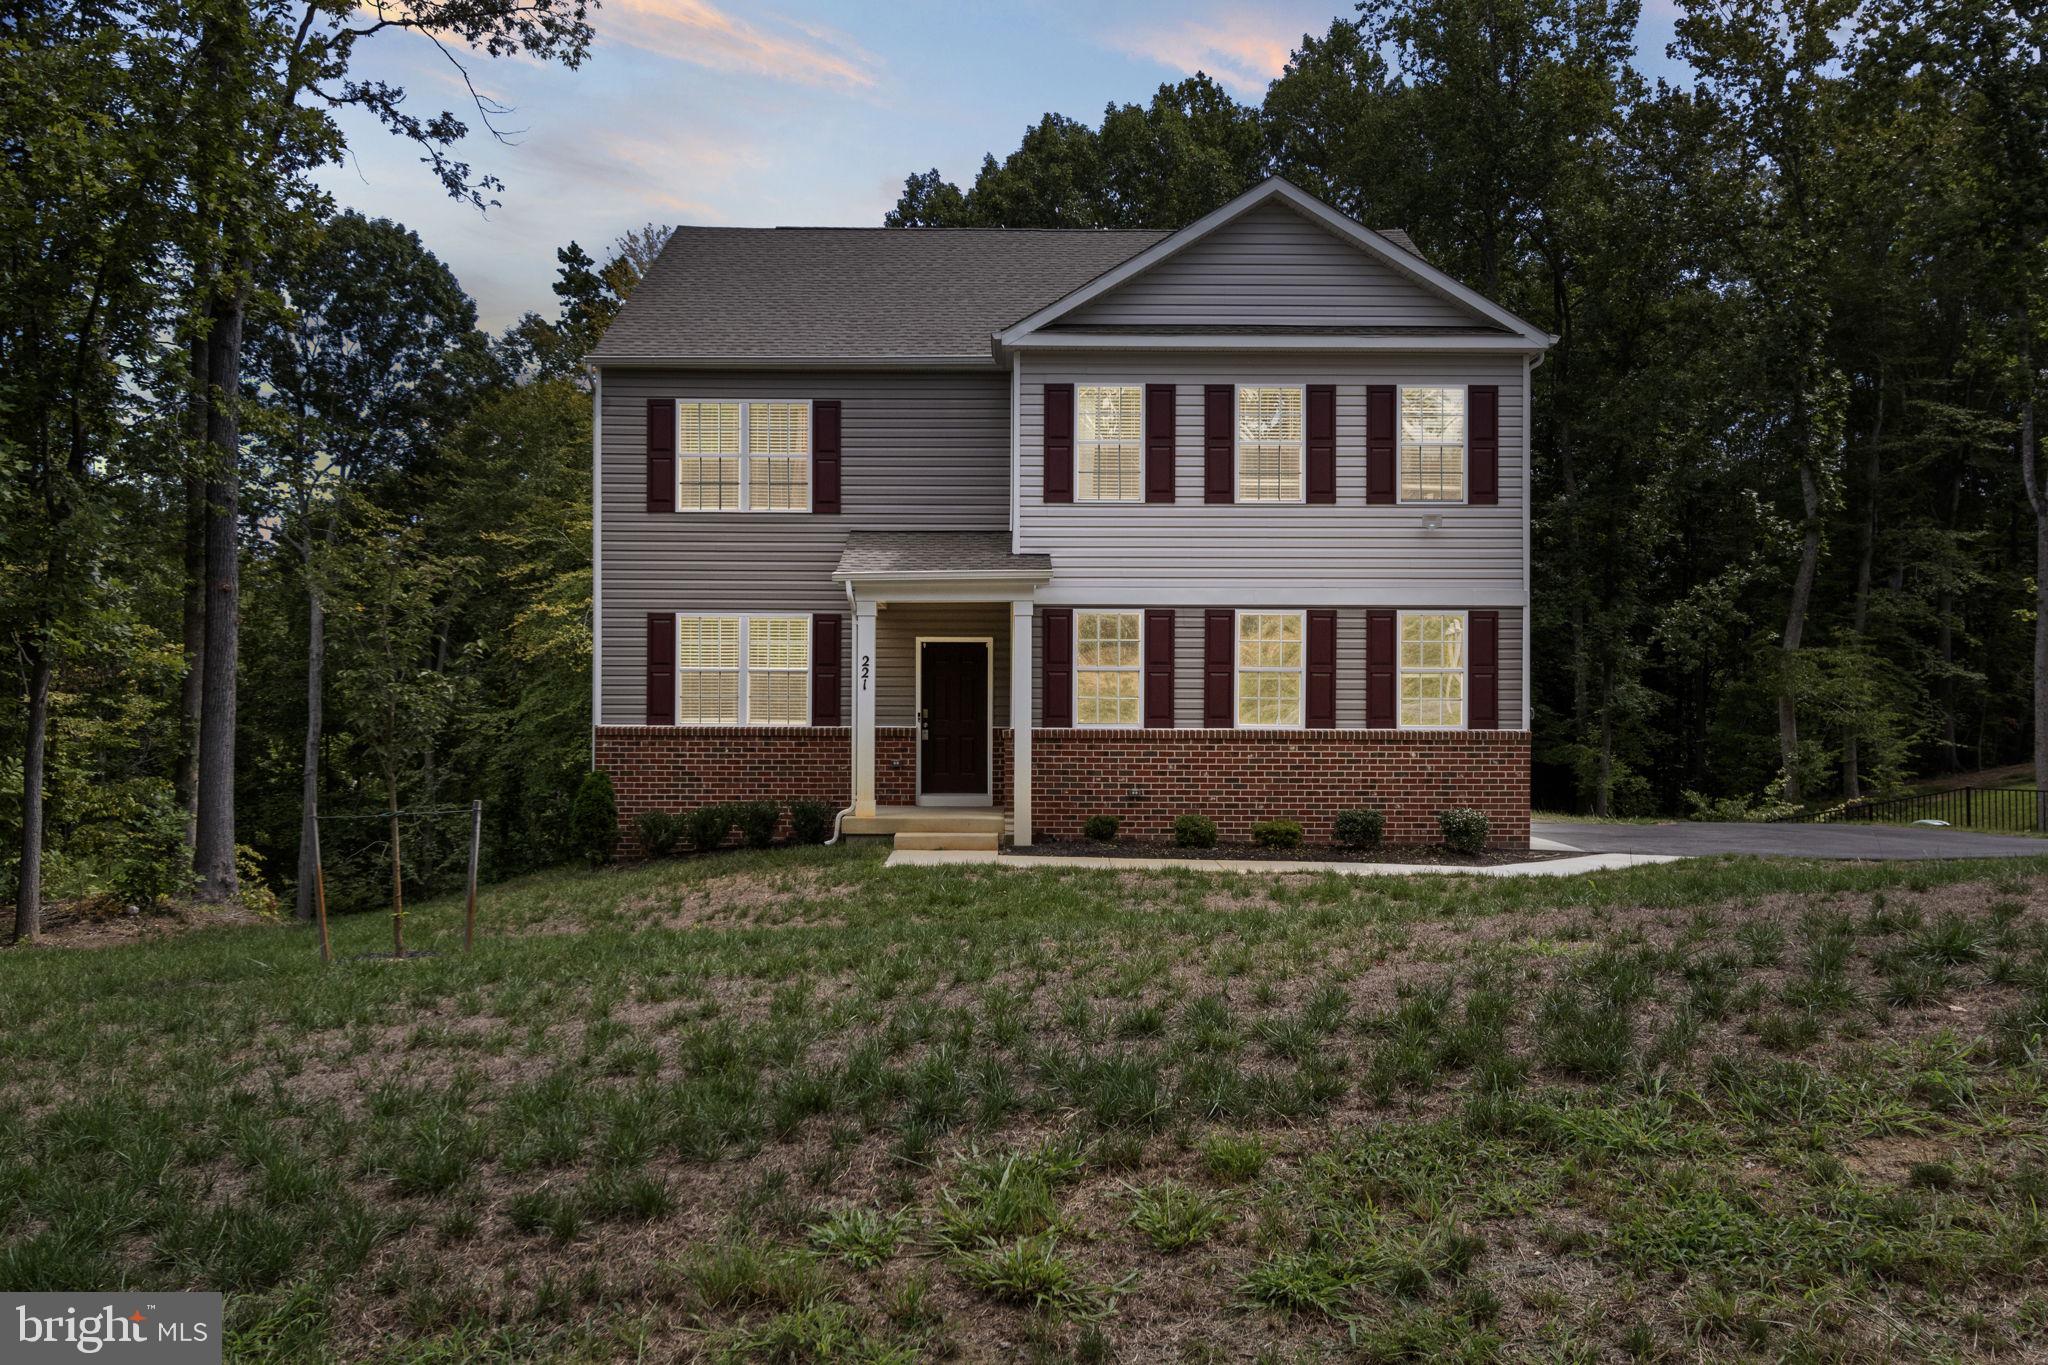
<box><xmin>313</xmin><ymin>0</ymin><xmax>1689</xmax><ymax>331</ymax></box>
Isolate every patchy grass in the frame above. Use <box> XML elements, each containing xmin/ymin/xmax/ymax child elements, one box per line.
<box><xmin>4</xmin><ymin>846</ymin><xmax>2048</xmax><ymax>1360</ymax></box>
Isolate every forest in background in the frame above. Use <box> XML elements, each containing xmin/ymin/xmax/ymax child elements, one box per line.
<box><xmin>4</xmin><ymin>0</ymin><xmax>2045</xmax><ymax>938</ymax></box>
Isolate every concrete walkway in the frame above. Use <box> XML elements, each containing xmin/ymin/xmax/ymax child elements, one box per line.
<box><xmin>1533</xmin><ymin>819</ymin><xmax>2048</xmax><ymax>861</ymax></box>
<box><xmin>884</xmin><ymin>849</ymin><xmax>1681</xmax><ymax>876</ymax></box>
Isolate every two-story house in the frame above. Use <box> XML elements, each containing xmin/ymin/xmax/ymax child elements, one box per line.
<box><xmin>589</xmin><ymin>177</ymin><xmax>1551</xmax><ymax>850</ymax></box>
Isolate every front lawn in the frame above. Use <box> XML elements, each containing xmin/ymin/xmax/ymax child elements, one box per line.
<box><xmin>4</xmin><ymin>850</ymin><xmax>2047</xmax><ymax>1361</ymax></box>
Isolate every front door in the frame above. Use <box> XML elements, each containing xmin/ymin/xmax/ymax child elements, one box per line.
<box><xmin>919</xmin><ymin>642</ymin><xmax>988</xmax><ymax>797</ymax></box>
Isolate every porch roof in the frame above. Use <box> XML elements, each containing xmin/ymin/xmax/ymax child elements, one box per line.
<box><xmin>832</xmin><ymin>532</ymin><xmax>1051</xmax><ymax>587</ymax></box>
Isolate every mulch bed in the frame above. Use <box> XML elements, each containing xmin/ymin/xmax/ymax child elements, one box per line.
<box><xmin>1007</xmin><ymin>841</ymin><xmax>1573</xmax><ymax>866</ymax></box>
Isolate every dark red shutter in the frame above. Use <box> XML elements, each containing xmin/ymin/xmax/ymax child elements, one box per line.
<box><xmin>1306</xmin><ymin>385</ymin><xmax>1336</xmax><ymax>504</ymax></box>
<box><xmin>1469</xmin><ymin>385</ymin><xmax>1499</xmax><ymax>505</ymax></box>
<box><xmin>646</xmin><ymin>613</ymin><xmax>674</xmax><ymax>725</ymax></box>
<box><xmin>1468</xmin><ymin>610</ymin><xmax>1499</xmax><ymax>729</ymax></box>
<box><xmin>646</xmin><ymin>399</ymin><xmax>675</xmax><ymax>513</ymax></box>
<box><xmin>811</xmin><ymin>614</ymin><xmax>842</xmax><ymax>725</ymax></box>
<box><xmin>1043</xmin><ymin>384</ymin><xmax>1074</xmax><ymax>503</ymax></box>
<box><xmin>1143</xmin><ymin>609</ymin><xmax>1174</xmax><ymax>727</ymax></box>
<box><xmin>1145</xmin><ymin>384</ymin><xmax>1176</xmax><ymax>503</ymax></box>
<box><xmin>1203</xmin><ymin>385</ymin><xmax>1234</xmax><ymax>504</ymax></box>
<box><xmin>1307</xmin><ymin>610</ymin><xmax>1336</xmax><ymax>728</ymax></box>
<box><xmin>1203</xmin><ymin>609</ymin><xmax>1234</xmax><ymax>727</ymax></box>
<box><xmin>1366</xmin><ymin>385</ymin><xmax>1395</xmax><ymax>505</ymax></box>
<box><xmin>1366</xmin><ymin>609</ymin><xmax>1396</xmax><ymax>727</ymax></box>
<box><xmin>812</xmin><ymin>399</ymin><xmax>841</xmax><ymax>513</ymax></box>
<box><xmin>1041</xmin><ymin>608</ymin><xmax>1073</xmax><ymax>726</ymax></box>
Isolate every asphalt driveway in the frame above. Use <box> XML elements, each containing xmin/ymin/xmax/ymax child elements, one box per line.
<box><xmin>1532</xmin><ymin>819</ymin><xmax>2048</xmax><ymax>861</ymax></box>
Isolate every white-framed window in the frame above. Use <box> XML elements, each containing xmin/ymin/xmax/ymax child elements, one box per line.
<box><xmin>676</xmin><ymin>400</ymin><xmax>811</xmax><ymax>511</ymax></box>
<box><xmin>1076</xmin><ymin>385</ymin><xmax>1143</xmax><ymax>502</ymax></box>
<box><xmin>1398</xmin><ymin>611</ymin><xmax>1466</xmax><ymax>728</ymax></box>
<box><xmin>1399</xmin><ymin>386</ymin><xmax>1466</xmax><ymax>503</ymax></box>
<box><xmin>1075</xmin><ymin>610</ymin><xmax>1142</xmax><ymax>726</ymax></box>
<box><xmin>1236</xmin><ymin>611</ymin><xmax>1304</xmax><ymax>728</ymax></box>
<box><xmin>675</xmin><ymin>614</ymin><xmax>810</xmax><ymax>725</ymax></box>
<box><xmin>1237</xmin><ymin>385</ymin><xmax>1304</xmax><ymax>503</ymax></box>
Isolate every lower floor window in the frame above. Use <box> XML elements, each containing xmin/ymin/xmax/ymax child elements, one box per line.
<box><xmin>1399</xmin><ymin>612</ymin><xmax>1465</xmax><ymax>728</ymax></box>
<box><xmin>1075</xmin><ymin>610</ymin><xmax>1141</xmax><ymax>725</ymax></box>
<box><xmin>676</xmin><ymin>614</ymin><xmax>809</xmax><ymax>724</ymax></box>
<box><xmin>1237</xmin><ymin>611</ymin><xmax>1303</xmax><ymax>727</ymax></box>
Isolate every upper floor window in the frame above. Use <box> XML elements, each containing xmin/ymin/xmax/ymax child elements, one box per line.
<box><xmin>1399</xmin><ymin>387</ymin><xmax>1465</xmax><ymax>502</ymax></box>
<box><xmin>1399</xmin><ymin>611</ymin><xmax>1465</xmax><ymax>728</ymax></box>
<box><xmin>1076</xmin><ymin>386</ymin><xmax>1143</xmax><ymax>502</ymax></box>
<box><xmin>1075</xmin><ymin>610</ymin><xmax>1142</xmax><ymax>725</ymax></box>
<box><xmin>677</xmin><ymin>401</ymin><xmax>810</xmax><ymax>511</ymax></box>
<box><xmin>1237</xmin><ymin>386</ymin><xmax>1303</xmax><ymax>502</ymax></box>
<box><xmin>1237</xmin><ymin>611</ymin><xmax>1303</xmax><ymax>727</ymax></box>
<box><xmin>675</xmin><ymin>614</ymin><xmax>810</xmax><ymax>724</ymax></box>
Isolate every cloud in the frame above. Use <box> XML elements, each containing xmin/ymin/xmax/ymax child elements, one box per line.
<box><xmin>1108</xmin><ymin>12</ymin><xmax>1295</xmax><ymax>97</ymax></box>
<box><xmin>603</xmin><ymin>0</ymin><xmax>881</xmax><ymax>91</ymax></box>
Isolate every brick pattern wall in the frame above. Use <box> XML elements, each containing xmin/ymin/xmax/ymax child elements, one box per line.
<box><xmin>595</xmin><ymin>725</ymin><xmax>1528</xmax><ymax>853</ymax></box>
<box><xmin>1031</xmin><ymin>728</ymin><xmax>1530</xmax><ymax>848</ymax></box>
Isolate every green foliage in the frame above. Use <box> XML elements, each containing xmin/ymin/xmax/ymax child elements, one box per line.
<box><xmin>1333</xmin><ymin>808</ymin><xmax>1386</xmax><ymax>850</ymax></box>
<box><xmin>1172</xmin><ymin>815</ymin><xmax>1218</xmax><ymax>849</ymax></box>
<box><xmin>1437</xmin><ymin>808</ymin><xmax>1490</xmax><ymax>855</ymax></box>
<box><xmin>1082</xmin><ymin>814</ymin><xmax>1120</xmax><ymax>843</ymax></box>
<box><xmin>1251</xmin><ymin>819</ymin><xmax>1303</xmax><ymax>850</ymax></box>
<box><xmin>788</xmin><ymin>800</ymin><xmax>835</xmax><ymax>846</ymax></box>
<box><xmin>1129</xmin><ymin>1181</ymin><xmax>1229</xmax><ymax>1250</ymax></box>
<box><xmin>686</xmin><ymin>804</ymin><xmax>734</xmax><ymax>855</ymax></box>
<box><xmin>732</xmin><ymin>801</ymin><xmax>780</xmax><ymax>850</ymax></box>
<box><xmin>634</xmin><ymin>811</ymin><xmax>681</xmax><ymax>860</ymax></box>
<box><xmin>567</xmin><ymin>772</ymin><xmax>619</xmax><ymax>868</ymax></box>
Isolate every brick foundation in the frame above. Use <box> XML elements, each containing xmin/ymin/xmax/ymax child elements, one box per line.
<box><xmin>1032</xmin><ymin>728</ymin><xmax>1529</xmax><ymax>848</ymax></box>
<box><xmin>595</xmin><ymin>724</ymin><xmax>1529</xmax><ymax>853</ymax></box>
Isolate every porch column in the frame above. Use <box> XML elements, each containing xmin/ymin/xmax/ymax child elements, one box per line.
<box><xmin>852</xmin><ymin>597</ymin><xmax>879</xmax><ymax>816</ymax></box>
<box><xmin>1010</xmin><ymin>598</ymin><xmax>1033</xmax><ymax>845</ymax></box>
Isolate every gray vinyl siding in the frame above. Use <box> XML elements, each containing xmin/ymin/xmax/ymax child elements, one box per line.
<box><xmin>1065</xmin><ymin>200</ymin><xmax>1476</xmax><ymax>329</ymax></box>
<box><xmin>1033</xmin><ymin>606</ymin><xmax>1521</xmax><ymax>729</ymax></box>
<box><xmin>597</xmin><ymin>368</ymin><xmax>1008</xmax><ymax>723</ymax></box>
<box><xmin>1018</xmin><ymin>352</ymin><xmax>1528</xmax><ymax>605</ymax></box>
<box><xmin>874</xmin><ymin>603</ymin><xmax>1011</xmax><ymax>727</ymax></box>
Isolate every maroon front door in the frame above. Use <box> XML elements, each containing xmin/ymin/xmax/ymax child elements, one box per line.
<box><xmin>920</xmin><ymin>642</ymin><xmax>988</xmax><ymax>796</ymax></box>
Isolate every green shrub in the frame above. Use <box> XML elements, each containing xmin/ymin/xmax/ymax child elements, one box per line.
<box><xmin>1333</xmin><ymin>809</ymin><xmax>1385</xmax><ymax>850</ymax></box>
<box><xmin>634</xmin><ymin>810</ymin><xmax>682</xmax><ymax>859</ymax></box>
<box><xmin>685</xmin><ymin>803</ymin><xmax>733</xmax><ymax>855</ymax></box>
<box><xmin>733</xmin><ymin>800</ymin><xmax>780</xmax><ymax>849</ymax></box>
<box><xmin>1250</xmin><ymin>819</ymin><xmax>1302</xmax><ymax>850</ymax></box>
<box><xmin>568</xmin><ymin>771</ymin><xmax>620</xmax><ymax>867</ymax></box>
<box><xmin>113</xmin><ymin>793</ymin><xmax>198</xmax><ymax>907</ymax></box>
<box><xmin>1082</xmin><ymin>814</ymin><xmax>1120</xmax><ymax>843</ymax></box>
<box><xmin>1173</xmin><ymin>815</ymin><xmax>1218</xmax><ymax>849</ymax></box>
<box><xmin>788</xmin><ymin>800</ymin><xmax>835</xmax><ymax>845</ymax></box>
<box><xmin>1438</xmin><ymin>807</ymin><xmax>1490</xmax><ymax>855</ymax></box>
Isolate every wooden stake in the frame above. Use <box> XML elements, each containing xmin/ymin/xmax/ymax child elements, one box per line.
<box><xmin>313</xmin><ymin>813</ymin><xmax>332</xmax><ymax>964</ymax></box>
<box><xmin>388</xmin><ymin>775</ymin><xmax>404</xmax><ymax>957</ymax></box>
<box><xmin>464</xmin><ymin>799</ymin><xmax>481</xmax><ymax>951</ymax></box>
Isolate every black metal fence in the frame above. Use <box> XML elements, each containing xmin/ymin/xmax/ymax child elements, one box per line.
<box><xmin>1776</xmin><ymin>786</ymin><xmax>2046</xmax><ymax>832</ymax></box>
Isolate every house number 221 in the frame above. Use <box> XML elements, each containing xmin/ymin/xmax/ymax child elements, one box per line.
<box><xmin>860</xmin><ymin>654</ymin><xmax>870</xmax><ymax>691</ymax></box>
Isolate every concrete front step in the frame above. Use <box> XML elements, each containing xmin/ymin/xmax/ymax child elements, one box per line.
<box><xmin>841</xmin><ymin>807</ymin><xmax>1007</xmax><ymax>837</ymax></box>
<box><xmin>893</xmin><ymin>831</ymin><xmax>1000</xmax><ymax>852</ymax></box>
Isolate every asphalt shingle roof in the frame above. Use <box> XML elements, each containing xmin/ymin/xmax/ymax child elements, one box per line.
<box><xmin>591</xmin><ymin>227</ymin><xmax>1169</xmax><ymax>365</ymax></box>
<box><xmin>833</xmin><ymin>532</ymin><xmax>1052</xmax><ymax>581</ymax></box>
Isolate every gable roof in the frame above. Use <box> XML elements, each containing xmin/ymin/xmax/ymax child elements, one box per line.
<box><xmin>590</xmin><ymin>226</ymin><xmax>1166</xmax><ymax>366</ymax></box>
<box><xmin>996</xmin><ymin>178</ymin><xmax>1553</xmax><ymax>351</ymax></box>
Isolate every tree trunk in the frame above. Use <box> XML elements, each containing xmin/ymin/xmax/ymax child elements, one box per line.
<box><xmin>295</xmin><ymin>567</ymin><xmax>324</xmax><ymax>921</ymax></box>
<box><xmin>389</xmin><ymin>768</ymin><xmax>405</xmax><ymax>956</ymax></box>
<box><xmin>2022</xmin><ymin>395</ymin><xmax>2046</xmax><ymax>831</ymax></box>
<box><xmin>193</xmin><ymin>287</ymin><xmax>244</xmax><ymax>901</ymax></box>
<box><xmin>179</xmin><ymin>334</ymin><xmax>209</xmax><ymax>847</ymax></box>
<box><xmin>13</xmin><ymin>637</ymin><xmax>52</xmax><ymax>943</ymax></box>
<box><xmin>1778</xmin><ymin>456</ymin><xmax>1822</xmax><ymax>803</ymax></box>
<box><xmin>1843</xmin><ymin>379</ymin><xmax>1882</xmax><ymax>799</ymax></box>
